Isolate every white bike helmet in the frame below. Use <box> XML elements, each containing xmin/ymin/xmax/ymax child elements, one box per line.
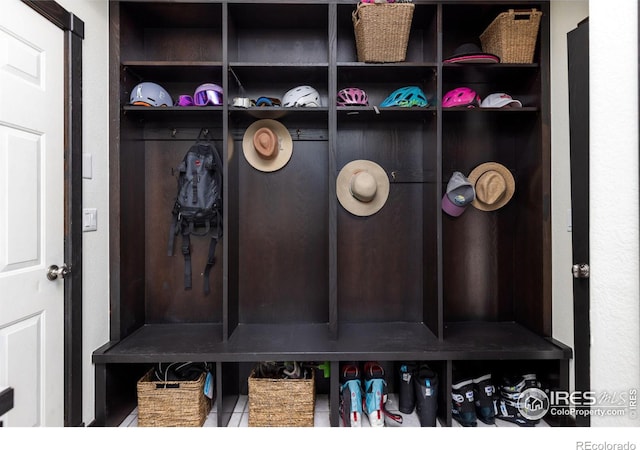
<box><xmin>130</xmin><ymin>82</ymin><xmax>173</xmax><ymax>107</ymax></box>
<box><xmin>282</xmin><ymin>85</ymin><xmax>321</xmax><ymax>107</ymax></box>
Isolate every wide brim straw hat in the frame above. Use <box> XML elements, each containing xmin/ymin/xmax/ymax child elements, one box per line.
<box><xmin>242</xmin><ymin>119</ymin><xmax>293</xmax><ymax>172</ymax></box>
<box><xmin>468</xmin><ymin>162</ymin><xmax>515</xmax><ymax>211</ymax></box>
<box><xmin>336</xmin><ymin>160</ymin><xmax>390</xmax><ymax>217</ymax></box>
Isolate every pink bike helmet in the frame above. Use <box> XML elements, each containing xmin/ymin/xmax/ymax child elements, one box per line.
<box><xmin>337</xmin><ymin>87</ymin><xmax>369</xmax><ymax>106</ymax></box>
<box><xmin>442</xmin><ymin>87</ymin><xmax>481</xmax><ymax>108</ymax></box>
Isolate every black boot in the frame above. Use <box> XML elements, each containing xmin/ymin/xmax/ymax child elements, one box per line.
<box><xmin>452</xmin><ymin>378</ymin><xmax>477</xmax><ymax>427</ymax></box>
<box><xmin>473</xmin><ymin>374</ymin><xmax>496</xmax><ymax>425</ymax></box>
<box><xmin>495</xmin><ymin>373</ymin><xmax>543</xmax><ymax>426</ymax></box>
<box><xmin>413</xmin><ymin>364</ymin><xmax>438</xmax><ymax>427</ymax></box>
<box><xmin>398</xmin><ymin>362</ymin><xmax>417</xmax><ymax>414</ymax></box>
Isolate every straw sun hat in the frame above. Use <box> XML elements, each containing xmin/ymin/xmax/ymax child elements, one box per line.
<box><xmin>467</xmin><ymin>162</ymin><xmax>515</xmax><ymax>211</ymax></box>
<box><xmin>336</xmin><ymin>160</ymin><xmax>390</xmax><ymax>217</ymax></box>
<box><xmin>242</xmin><ymin>119</ymin><xmax>293</xmax><ymax>172</ymax></box>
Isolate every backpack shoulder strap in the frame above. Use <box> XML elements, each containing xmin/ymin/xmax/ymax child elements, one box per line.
<box><xmin>203</xmin><ymin>142</ymin><xmax>223</xmax><ymax>294</ymax></box>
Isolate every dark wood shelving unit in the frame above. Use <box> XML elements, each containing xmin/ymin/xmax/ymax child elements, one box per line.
<box><xmin>95</xmin><ymin>0</ymin><xmax>571</xmax><ymax>428</ymax></box>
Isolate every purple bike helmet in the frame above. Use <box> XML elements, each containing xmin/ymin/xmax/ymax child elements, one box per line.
<box><xmin>442</xmin><ymin>87</ymin><xmax>481</xmax><ymax>108</ymax></box>
<box><xmin>193</xmin><ymin>83</ymin><xmax>224</xmax><ymax>106</ymax></box>
<box><xmin>337</xmin><ymin>87</ymin><xmax>368</xmax><ymax>106</ymax></box>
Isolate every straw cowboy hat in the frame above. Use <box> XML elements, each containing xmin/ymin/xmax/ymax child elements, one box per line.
<box><xmin>468</xmin><ymin>162</ymin><xmax>515</xmax><ymax>211</ymax></box>
<box><xmin>242</xmin><ymin>119</ymin><xmax>293</xmax><ymax>172</ymax></box>
<box><xmin>336</xmin><ymin>160</ymin><xmax>390</xmax><ymax>217</ymax></box>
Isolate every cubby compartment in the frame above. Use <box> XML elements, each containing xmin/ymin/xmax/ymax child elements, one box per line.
<box><xmin>442</xmin><ymin>3</ymin><xmax>544</xmax><ymax>65</ymax></box>
<box><xmin>441</xmin><ymin>112</ymin><xmax>547</xmax><ymax>335</ymax></box>
<box><xmin>450</xmin><ymin>358</ymin><xmax>571</xmax><ymax>427</ymax></box>
<box><xmin>336</xmin><ymin>360</ymin><xmax>447</xmax><ymax>427</ymax></box>
<box><xmin>336</xmin><ymin>3</ymin><xmax>438</xmax><ymax>64</ymax></box>
<box><xmin>119</xmin><ymin>2</ymin><xmax>223</xmax><ymax>63</ymax></box>
<box><xmin>226</xmin><ymin>112</ymin><xmax>330</xmax><ymax>338</ymax></box>
<box><xmin>336</xmin><ymin>113</ymin><xmax>439</xmax><ymax>338</ymax></box>
<box><xmin>113</xmin><ymin>117</ymin><xmax>226</xmax><ymax>343</ymax></box>
<box><xmin>228</xmin><ymin>3</ymin><xmax>329</xmax><ymax>64</ymax></box>
<box><xmin>337</xmin><ymin>65</ymin><xmax>437</xmax><ymax>111</ymax></box>
<box><xmin>228</xmin><ymin>65</ymin><xmax>329</xmax><ymax>110</ymax></box>
<box><xmin>121</xmin><ymin>70</ymin><xmax>226</xmax><ymax>115</ymax></box>
<box><xmin>442</xmin><ymin>65</ymin><xmax>541</xmax><ymax>108</ymax></box>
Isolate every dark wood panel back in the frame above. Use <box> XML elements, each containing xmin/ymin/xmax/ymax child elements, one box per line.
<box><xmin>336</xmin><ymin>122</ymin><xmax>430</xmax><ymax>322</ymax></box>
<box><xmin>238</xmin><ymin>140</ymin><xmax>330</xmax><ymax>324</ymax></box>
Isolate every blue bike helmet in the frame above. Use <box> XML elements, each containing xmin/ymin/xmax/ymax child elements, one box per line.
<box><xmin>380</xmin><ymin>86</ymin><xmax>429</xmax><ymax>108</ymax></box>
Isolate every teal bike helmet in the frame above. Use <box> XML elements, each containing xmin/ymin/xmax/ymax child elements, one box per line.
<box><xmin>380</xmin><ymin>86</ymin><xmax>428</xmax><ymax>108</ymax></box>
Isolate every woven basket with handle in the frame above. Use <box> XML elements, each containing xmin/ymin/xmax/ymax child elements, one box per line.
<box><xmin>352</xmin><ymin>2</ymin><xmax>415</xmax><ymax>63</ymax></box>
<box><xmin>248</xmin><ymin>369</ymin><xmax>315</xmax><ymax>427</ymax></box>
<box><xmin>137</xmin><ymin>369</ymin><xmax>211</xmax><ymax>427</ymax></box>
<box><xmin>480</xmin><ymin>9</ymin><xmax>542</xmax><ymax>63</ymax></box>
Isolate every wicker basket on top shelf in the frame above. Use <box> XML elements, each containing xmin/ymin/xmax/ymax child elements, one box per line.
<box><xmin>480</xmin><ymin>9</ymin><xmax>542</xmax><ymax>63</ymax></box>
<box><xmin>352</xmin><ymin>2</ymin><xmax>415</xmax><ymax>63</ymax></box>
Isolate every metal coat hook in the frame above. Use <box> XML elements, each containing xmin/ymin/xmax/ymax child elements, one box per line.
<box><xmin>171</xmin><ymin>128</ymin><xmax>178</xmax><ymax>138</ymax></box>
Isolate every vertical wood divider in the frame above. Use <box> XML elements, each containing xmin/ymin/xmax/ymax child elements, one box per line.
<box><xmin>328</xmin><ymin>2</ymin><xmax>338</xmax><ymax>340</ymax></box>
<box><xmin>435</xmin><ymin>3</ymin><xmax>444</xmax><ymax>341</ymax></box>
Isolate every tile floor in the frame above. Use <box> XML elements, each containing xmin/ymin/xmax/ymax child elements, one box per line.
<box><xmin>119</xmin><ymin>393</ymin><xmax>549</xmax><ymax>428</ymax></box>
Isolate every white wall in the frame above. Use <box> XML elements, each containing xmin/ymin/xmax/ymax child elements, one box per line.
<box><xmin>589</xmin><ymin>0</ymin><xmax>640</xmax><ymax>426</ymax></box>
<box><xmin>55</xmin><ymin>0</ymin><xmax>639</xmax><ymax>428</ymax></box>
<box><xmin>54</xmin><ymin>0</ymin><xmax>110</xmax><ymax>427</ymax></box>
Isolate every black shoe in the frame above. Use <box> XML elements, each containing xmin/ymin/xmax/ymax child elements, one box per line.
<box><xmin>398</xmin><ymin>362</ymin><xmax>417</xmax><ymax>414</ymax></box>
<box><xmin>473</xmin><ymin>374</ymin><xmax>496</xmax><ymax>425</ymax></box>
<box><xmin>495</xmin><ymin>373</ymin><xmax>542</xmax><ymax>426</ymax></box>
<box><xmin>413</xmin><ymin>364</ymin><xmax>438</xmax><ymax>427</ymax></box>
<box><xmin>452</xmin><ymin>379</ymin><xmax>477</xmax><ymax>427</ymax></box>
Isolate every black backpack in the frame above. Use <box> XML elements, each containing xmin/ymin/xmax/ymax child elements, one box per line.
<box><xmin>168</xmin><ymin>131</ymin><xmax>223</xmax><ymax>294</ymax></box>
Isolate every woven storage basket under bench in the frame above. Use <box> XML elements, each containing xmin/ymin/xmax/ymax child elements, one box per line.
<box><xmin>136</xmin><ymin>369</ymin><xmax>211</xmax><ymax>427</ymax></box>
<box><xmin>248</xmin><ymin>369</ymin><xmax>316</xmax><ymax>427</ymax></box>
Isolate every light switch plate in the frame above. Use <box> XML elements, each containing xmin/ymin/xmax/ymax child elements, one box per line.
<box><xmin>83</xmin><ymin>208</ymin><xmax>97</xmax><ymax>232</ymax></box>
<box><xmin>83</xmin><ymin>153</ymin><xmax>92</xmax><ymax>179</ymax></box>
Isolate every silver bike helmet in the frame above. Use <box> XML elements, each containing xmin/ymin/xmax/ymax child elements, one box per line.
<box><xmin>130</xmin><ymin>82</ymin><xmax>173</xmax><ymax>107</ymax></box>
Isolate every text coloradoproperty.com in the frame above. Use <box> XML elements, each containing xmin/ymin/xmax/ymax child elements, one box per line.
<box><xmin>551</xmin><ymin>407</ymin><xmax>627</xmax><ymax>416</ymax></box>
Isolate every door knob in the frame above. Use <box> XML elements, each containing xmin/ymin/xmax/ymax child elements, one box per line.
<box><xmin>572</xmin><ymin>263</ymin><xmax>590</xmax><ymax>279</ymax></box>
<box><xmin>47</xmin><ymin>264</ymin><xmax>70</xmax><ymax>281</ymax></box>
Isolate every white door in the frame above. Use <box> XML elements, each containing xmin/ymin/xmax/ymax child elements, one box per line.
<box><xmin>0</xmin><ymin>0</ymin><xmax>65</xmax><ymax>426</ymax></box>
